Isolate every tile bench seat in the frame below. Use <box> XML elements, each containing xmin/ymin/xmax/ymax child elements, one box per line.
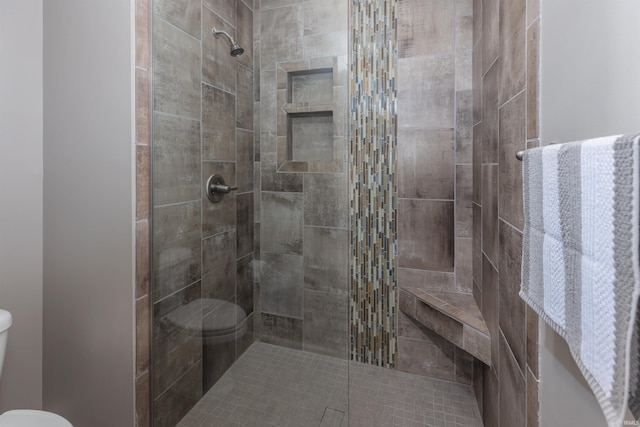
<box><xmin>400</xmin><ymin>287</ymin><xmax>491</xmax><ymax>366</ymax></box>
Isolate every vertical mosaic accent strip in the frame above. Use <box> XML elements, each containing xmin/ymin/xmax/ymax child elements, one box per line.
<box><xmin>350</xmin><ymin>0</ymin><xmax>398</xmax><ymax>367</ymax></box>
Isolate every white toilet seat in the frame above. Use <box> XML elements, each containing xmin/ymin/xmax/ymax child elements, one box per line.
<box><xmin>0</xmin><ymin>409</ymin><xmax>72</xmax><ymax>427</ymax></box>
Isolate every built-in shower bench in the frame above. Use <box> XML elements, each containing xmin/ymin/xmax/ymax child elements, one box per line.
<box><xmin>400</xmin><ymin>288</ymin><xmax>491</xmax><ymax>366</ymax></box>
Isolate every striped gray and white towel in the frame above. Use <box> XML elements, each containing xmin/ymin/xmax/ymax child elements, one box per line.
<box><xmin>521</xmin><ymin>133</ymin><xmax>640</xmax><ymax>427</ymax></box>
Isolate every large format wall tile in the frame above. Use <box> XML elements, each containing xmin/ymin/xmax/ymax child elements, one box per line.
<box><xmin>260</xmin><ymin>5</ymin><xmax>303</xmax><ymax>70</ymax></box>
<box><xmin>153</xmin><ymin>281</ymin><xmax>202</xmax><ymax>396</ymax></box>
<box><xmin>304</xmin><ymin>0</ymin><xmax>348</xmax><ymax>35</ymax></box>
<box><xmin>261</xmin><ymin>253</ymin><xmax>304</xmax><ymax>318</ymax></box>
<box><xmin>153</xmin><ymin>112</ymin><xmax>201</xmax><ymax>205</ymax></box>
<box><xmin>236</xmin><ymin>66</ymin><xmax>254</xmax><ymax>131</ymax></box>
<box><xmin>236</xmin><ymin>1</ymin><xmax>253</xmax><ymax>69</ymax></box>
<box><xmin>259</xmin><ymin>70</ymin><xmax>276</xmax><ymax>134</ymax></box>
<box><xmin>153</xmin><ymin>201</ymin><xmax>201</xmax><ymax>301</ymax></box>
<box><xmin>136</xmin><ymin>296</ymin><xmax>150</xmax><ymax>375</ymax></box>
<box><xmin>203</xmin><ymin>0</ymin><xmax>236</xmax><ymax>27</ymax></box>
<box><xmin>260</xmin><ymin>313</ymin><xmax>303</xmax><ymax>349</ymax></box>
<box><xmin>398</xmin><ymin>0</ymin><xmax>455</xmax><ymax>58</ymax></box>
<box><xmin>303</xmin><ymin>290</ymin><xmax>349</xmax><ymax>358</ymax></box>
<box><xmin>398</xmin><ymin>199</ymin><xmax>454</xmax><ymax>272</ymax></box>
<box><xmin>499</xmin><ymin>333</ymin><xmax>526</xmax><ymax>427</ymax></box>
<box><xmin>303</xmin><ymin>227</ymin><xmax>348</xmax><ymax>295</ymax></box>
<box><xmin>303</xmin><ymin>174</ymin><xmax>348</xmax><ymax>228</ymax></box>
<box><xmin>499</xmin><ymin>91</ymin><xmax>525</xmax><ymax>230</ymax></box>
<box><xmin>136</xmin><ymin>69</ymin><xmax>151</xmax><ymax>146</ymax></box>
<box><xmin>456</xmin><ymin>14</ymin><xmax>473</xmax><ymax>57</ymax></box>
<box><xmin>236</xmin><ymin>193</ymin><xmax>254</xmax><ymax>258</ymax></box>
<box><xmin>304</xmin><ymin>31</ymin><xmax>348</xmax><ymax>59</ymax></box>
<box><xmin>481</xmin><ymin>0</ymin><xmax>499</xmax><ymax>73</ymax></box>
<box><xmin>261</xmin><ymin>191</ymin><xmax>303</xmax><ymax>255</ymax></box>
<box><xmin>153</xmin><ymin>18</ymin><xmax>201</xmax><ymax>119</ymax></box>
<box><xmin>472</xmin><ymin>122</ymin><xmax>483</xmax><ymax>204</ymax></box>
<box><xmin>397</xmin><ymin>336</ymin><xmax>455</xmax><ymax>381</ymax></box>
<box><xmin>153</xmin><ymin>360</ymin><xmax>202</xmax><ymax>427</ymax></box>
<box><xmin>455</xmin><ymin>237</ymin><xmax>473</xmax><ymax>292</ymax></box>
<box><xmin>260</xmin><ymin>155</ymin><xmax>304</xmax><ymax>192</ymax></box>
<box><xmin>527</xmin><ymin>19</ymin><xmax>539</xmax><ymax>140</ymax></box>
<box><xmin>498</xmin><ymin>0</ymin><xmax>526</xmax><ymax>105</ymax></box>
<box><xmin>527</xmin><ymin>366</ymin><xmax>539</xmax><ymax>426</ymax></box>
<box><xmin>203</xmin><ymin>7</ymin><xmax>237</xmax><ymax>92</ymax></box>
<box><xmin>455</xmin><ymin>164</ymin><xmax>473</xmax><ymax>238</ymax></box>
<box><xmin>236</xmin><ymin>254</ymin><xmax>254</xmax><ymax>315</ymax></box>
<box><xmin>136</xmin><ymin>370</ymin><xmax>150</xmax><ymax>427</ymax></box>
<box><xmin>483</xmin><ymin>368</ymin><xmax>499</xmax><ymax>427</ymax></box>
<box><xmin>202</xmin><ymin>231</ymin><xmax>237</xmax><ymax>301</ymax></box>
<box><xmin>398</xmin><ymin>55</ymin><xmax>455</xmax><ymax>129</ymax></box>
<box><xmin>472</xmin><ymin>42</ymin><xmax>483</xmax><ymax>126</ymax></box>
<box><xmin>398</xmin><ymin>128</ymin><xmax>455</xmax><ymax>200</ymax></box>
<box><xmin>481</xmin><ymin>255</ymin><xmax>499</xmax><ymax>375</ymax></box>
<box><xmin>237</xmin><ymin>130</ymin><xmax>255</xmax><ymax>193</ymax></box>
<box><xmin>481</xmin><ymin>164</ymin><xmax>498</xmax><ymax>266</ymax></box>
<box><xmin>481</xmin><ymin>62</ymin><xmax>499</xmax><ymax>164</ymax></box>
<box><xmin>499</xmin><ymin>220</ymin><xmax>525</xmax><ymax>371</ymax></box>
<box><xmin>153</xmin><ymin>0</ymin><xmax>201</xmax><ymax>39</ymax></box>
<box><xmin>203</xmin><ymin>305</ymin><xmax>236</xmax><ymax>390</ymax></box>
<box><xmin>456</xmin><ymin>90</ymin><xmax>473</xmax><ymax>162</ymax></box>
<box><xmin>527</xmin><ymin>305</ymin><xmax>539</xmax><ymax>377</ymax></box>
<box><xmin>136</xmin><ymin>220</ymin><xmax>150</xmax><ymax>298</ymax></box>
<box><xmin>202</xmin><ymin>83</ymin><xmax>236</xmax><ymax>161</ymax></box>
<box><xmin>472</xmin><ymin>203</ymin><xmax>482</xmax><ymax>294</ymax></box>
<box><xmin>398</xmin><ymin>268</ymin><xmax>455</xmax><ymax>292</ymax></box>
<box><xmin>261</xmin><ymin>0</ymin><xmax>299</xmax><ymax>9</ymax></box>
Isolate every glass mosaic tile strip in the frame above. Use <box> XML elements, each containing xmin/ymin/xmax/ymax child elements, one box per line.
<box><xmin>349</xmin><ymin>0</ymin><xmax>398</xmax><ymax>368</ymax></box>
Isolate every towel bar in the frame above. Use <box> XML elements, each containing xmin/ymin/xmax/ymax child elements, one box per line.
<box><xmin>516</xmin><ymin>151</ymin><xmax>524</xmax><ymax>161</ymax></box>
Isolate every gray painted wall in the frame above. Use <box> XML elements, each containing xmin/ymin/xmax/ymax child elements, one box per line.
<box><xmin>539</xmin><ymin>0</ymin><xmax>640</xmax><ymax>425</ymax></box>
<box><xmin>43</xmin><ymin>1</ymin><xmax>135</xmax><ymax>426</ymax></box>
<box><xmin>0</xmin><ymin>0</ymin><xmax>44</xmax><ymax>413</ymax></box>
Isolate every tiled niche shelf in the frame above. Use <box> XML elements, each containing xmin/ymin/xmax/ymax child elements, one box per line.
<box><xmin>400</xmin><ymin>288</ymin><xmax>491</xmax><ymax>366</ymax></box>
<box><xmin>277</xmin><ymin>57</ymin><xmax>345</xmax><ymax>173</ymax></box>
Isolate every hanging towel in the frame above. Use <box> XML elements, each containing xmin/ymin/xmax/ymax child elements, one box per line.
<box><xmin>521</xmin><ymin>133</ymin><xmax>640</xmax><ymax>427</ymax></box>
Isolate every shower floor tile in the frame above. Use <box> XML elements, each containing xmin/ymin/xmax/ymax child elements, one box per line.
<box><xmin>176</xmin><ymin>342</ymin><xmax>483</xmax><ymax>427</ymax></box>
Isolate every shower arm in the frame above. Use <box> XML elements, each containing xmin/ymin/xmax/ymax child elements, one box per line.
<box><xmin>212</xmin><ymin>28</ymin><xmax>235</xmax><ymax>46</ymax></box>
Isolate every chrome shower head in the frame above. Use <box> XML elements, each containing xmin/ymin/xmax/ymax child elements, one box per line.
<box><xmin>212</xmin><ymin>28</ymin><xmax>245</xmax><ymax>57</ymax></box>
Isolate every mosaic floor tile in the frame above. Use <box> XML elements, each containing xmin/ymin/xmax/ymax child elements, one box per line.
<box><xmin>177</xmin><ymin>342</ymin><xmax>482</xmax><ymax>426</ymax></box>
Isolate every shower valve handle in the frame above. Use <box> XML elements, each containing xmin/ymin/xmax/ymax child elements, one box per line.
<box><xmin>205</xmin><ymin>174</ymin><xmax>237</xmax><ymax>203</ymax></box>
<box><xmin>211</xmin><ymin>184</ymin><xmax>238</xmax><ymax>194</ymax></box>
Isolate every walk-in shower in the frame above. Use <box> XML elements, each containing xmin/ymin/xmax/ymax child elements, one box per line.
<box><xmin>148</xmin><ymin>0</ymin><xmax>483</xmax><ymax>426</ymax></box>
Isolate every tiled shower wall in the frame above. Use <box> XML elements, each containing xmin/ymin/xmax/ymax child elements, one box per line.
<box><xmin>255</xmin><ymin>0</ymin><xmax>350</xmax><ymax>358</ymax></box>
<box><xmin>147</xmin><ymin>1</ymin><xmax>255</xmax><ymax>426</ymax></box>
<box><xmin>395</xmin><ymin>0</ymin><xmax>476</xmax><ymax>383</ymax></box>
<box><xmin>471</xmin><ymin>0</ymin><xmax>540</xmax><ymax>425</ymax></box>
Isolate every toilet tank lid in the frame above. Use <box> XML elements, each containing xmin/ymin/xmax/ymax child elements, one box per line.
<box><xmin>0</xmin><ymin>310</ymin><xmax>12</xmax><ymax>333</ymax></box>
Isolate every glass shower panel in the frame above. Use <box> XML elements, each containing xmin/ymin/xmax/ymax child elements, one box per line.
<box><xmin>150</xmin><ymin>0</ymin><xmax>351</xmax><ymax>426</ymax></box>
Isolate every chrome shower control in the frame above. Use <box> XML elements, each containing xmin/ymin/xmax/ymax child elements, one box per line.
<box><xmin>205</xmin><ymin>174</ymin><xmax>238</xmax><ymax>203</ymax></box>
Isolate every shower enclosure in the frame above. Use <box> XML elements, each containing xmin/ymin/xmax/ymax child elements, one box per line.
<box><xmin>150</xmin><ymin>1</ymin><xmax>351</xmax><ymax>424</ymax></box>
<box><xmin>149</xmin><ymin>0</ymin><xmax>477</xmax><ymax>425</ymax></box>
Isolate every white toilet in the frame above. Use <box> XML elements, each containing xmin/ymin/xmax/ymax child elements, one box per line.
<box><xmin>0</xmin><ymin>309</ymin><xmax>73</xmax><ymax>427</ymax></box>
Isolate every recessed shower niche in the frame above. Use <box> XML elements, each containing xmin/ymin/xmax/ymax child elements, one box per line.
<box><xmin>277</xmin><ymin>57</ymin><xmax>345</xmax><ymax>172</ymax></box>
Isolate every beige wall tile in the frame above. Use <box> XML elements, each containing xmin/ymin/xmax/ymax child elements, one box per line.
<box><xmin>398</xmin><ymin>200</ymin><xmax>455</xmax><ymax>272</ymax></box>
<box><xmin>499</xmin><ymin>91</ymin><xmax>526</xmax><ymax>230</ymax></box>
<box><xmin>398</xmin><ymin>0</ymin><xmax>455</xmax><ymax>58</ymax></box>
<box><xmin>398</xmin><ymin>129</ymin><xmax>455</xmax><ymax>200</ymax></box>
